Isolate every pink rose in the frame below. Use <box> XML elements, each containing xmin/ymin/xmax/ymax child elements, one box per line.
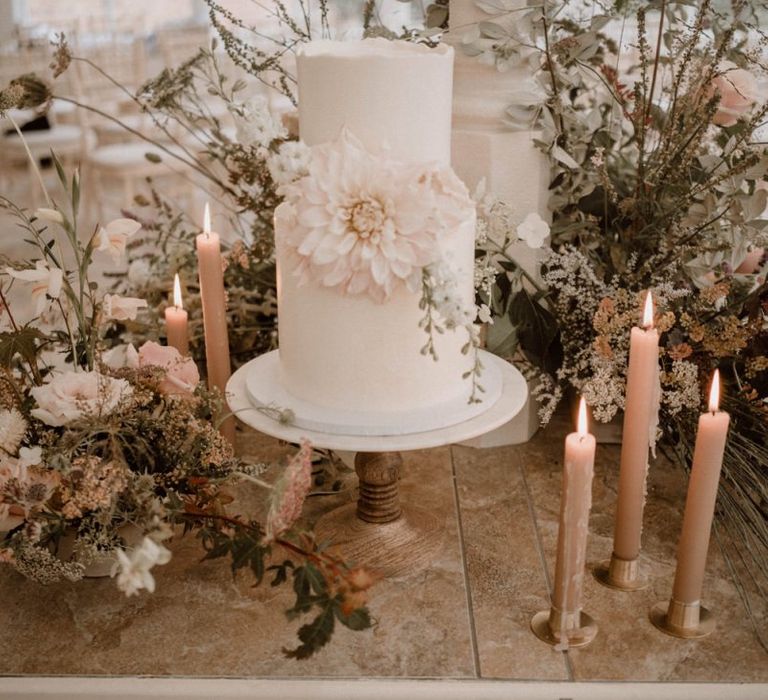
<box><xmin>138</xmin><ymin>341</ymin><xmax>199</xmax><ymax>396</ymax></box>
<box><xmin>708</xmin><ymin>62</ymin><xmax>760</xmax><ymax>127</ymax></box>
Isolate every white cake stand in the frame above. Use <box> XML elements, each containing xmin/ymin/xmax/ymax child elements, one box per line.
<box><xmin>227</xmin><ymin>351</ymin><xmax>528</xmax><ymax>577</ymax></box>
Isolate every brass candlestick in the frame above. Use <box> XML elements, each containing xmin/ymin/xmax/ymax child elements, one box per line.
<box><xmin>649</xmin><ymin>599</ymin><xmax>715</xmax><ymax>639</ymax></box>
<box><xmin>593</xmin><ymin>553</ymin><xmax>648</xmax><ymax>591</ymax></box>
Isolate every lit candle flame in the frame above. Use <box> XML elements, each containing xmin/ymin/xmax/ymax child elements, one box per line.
<box><xmin>577</xmin><ymin>396</ymin><xmax>588</xmax><ymax>436</ymax></box>
<box><xmin>709</xmin><ymin>369</ymin><xmax>721</xmax><ymax>413</ymax></box>
<box><xmin>203</xmin><ymin>202</ymin><xmax>211</xmax><ymax>235</ymax></box>
<box><xmin>173</xmin><ymin>273</ymin><xmax>183</xmax><ymax>310</ymax></box>
<box><xmin>642</xmin><ymin>291</ymin><xmax>654</xmax><ymax>329</ymax></box>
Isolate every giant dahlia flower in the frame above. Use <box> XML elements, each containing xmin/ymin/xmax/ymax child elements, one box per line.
<box><xmin>276</xmin><ymin>129</ymin><xmax>473</xmax><ymax>302</ymax></box>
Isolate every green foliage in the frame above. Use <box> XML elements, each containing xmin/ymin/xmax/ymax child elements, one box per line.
<box><xmin>199</xmin><ymin>522</ymin><xmax>373</xmax><ymax>659</ymax></box>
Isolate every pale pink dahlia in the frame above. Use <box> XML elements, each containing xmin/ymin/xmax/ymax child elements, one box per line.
<box><xmin>277</xmin><ymin>129</ymin><xmax>473</xmax><ymax>303</ymax></box>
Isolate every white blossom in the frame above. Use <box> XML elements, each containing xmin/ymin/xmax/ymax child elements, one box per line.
<box><xmin>102</xmin><ymin>343</ymin><xmax>140</xmax><ymax>370</ymax></box>
<box><xmin>427</xmin><ymin>259</ymin><xmax>475</xmax><ymax>329</ymax></box>
<box><xmin>268</xmin><ymin>140</ymin><xmax>311</xmax><ymax>187</ymax></box>
<box><xmin>31</xmin><ymin>370</ymin><xmax>132</xmax><ymax>427</ymax></box>
<box><xmin>516</xmin><ymin>212</ymin><xmax>550</xmax><ymax>249</ymax></box>
<box><xmin>102</xmin><ymin>294</ymin><xmax>147</xmax><ymax>322</ymax></box>
<box><xmin>111</xmin><ymin>536</ymin><xmax>171</xmax><ymax>597</ymax></box>
<box><xmin>231</xmin><ymin>96</ymin><xmax>286</xmax><ymax>148</ymax></box>
<box><xmin>478</xmin><ymin>303</ymin><xmax>494</xmax><ymax>325</ymax></box>
<box><xmin>5</xmin><ymin>261</ymin><xmax>63</xmax><ymax>314</ymax></box>
<box><xmin>96</xmin><ymin>218</ymin><xmax>142</xmax><ymax>263</ymax></box>
<box><xmin>18</xmin><ymin>446</ymin><xmax>42</xmax><ymax>468</ymax></box>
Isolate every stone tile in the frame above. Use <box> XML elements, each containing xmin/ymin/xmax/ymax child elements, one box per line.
<box><xmin>0</xmin><ymin>437</ymin><xmax>475</xmax><ymax>678</ymax></box>
<box><xmin>452</xmin><ymin>444</ymin><xmax>569</xmax><ymax>681</ymax></box>
<box><xmin>520</xmin><ymin>418</ymin><xmax>768</xmax><ymax>682</ymax></box>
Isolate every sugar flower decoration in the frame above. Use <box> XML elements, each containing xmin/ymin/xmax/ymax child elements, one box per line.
<box><xmin>516</xmin><ymin>212</ymin><xmax>550</xmax><ymax>249</ymax></box>
<box><xmin>276</xmin><ymin>130</ymin><xmax>474</xmax><ymax>302</ymax></box>
<box><xmin>96</xmin><ymin>218</ymin><xmax>141</xmax><ymax>263</ymax></box>
<box><xmin>5</xmin><ymin>260</ymin><xmax>63</xmax><ymax>314</ymax></box>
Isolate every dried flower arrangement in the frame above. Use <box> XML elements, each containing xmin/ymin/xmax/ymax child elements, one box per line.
<box><xmin>0</xmin><ymin>139</ymin><xmax>373</xmax><ymax>658</ymax></box>
<box><xmin>451</xmin><ymin>0</ymin><xmax>768</xmax><ymax>647</ymax></box>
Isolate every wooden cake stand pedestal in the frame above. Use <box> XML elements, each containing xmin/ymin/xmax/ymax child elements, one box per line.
<box><xmin>227</xmin><ymin>354</ymin><xmax>527</xmax><ymax>577</ymax></box>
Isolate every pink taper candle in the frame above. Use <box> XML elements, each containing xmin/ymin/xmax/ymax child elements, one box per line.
<box><xmin>671</xmin><ymin>370</ymin><xmax>730</xmax><ymax>604</ymax></box>
<box><xmin>552</xmin><ymin>397</ymin><xmax>596</xmax><ymax>616</ymax></box>
<box><xmin>196</xmin><ymin>203</ymin><xmax>235</xmax><ymax>444</ymax></box>
<box><xmin>613</xmin><ymin>292</ymin><xmax>659</xmax><ymax>562</ymax></box>
<box><xmin>165</xmin><ymin>273</ymin><xmax>189</xmax><ymax>356</ymax></box>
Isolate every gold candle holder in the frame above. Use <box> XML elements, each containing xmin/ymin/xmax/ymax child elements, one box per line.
<box><xmin>649</xmin><ymin>599</ymin><xmax>715</xmax><ymax>639</ymax></box>
<box><xmin>593</xmin><ymin>552</ymin><xmax>648</xmax><ymax>591</ymax></box>
<box><xmin>530</xmin><ymin>606</ymin><xmax>598</xmax><ymax>648</ymax></box>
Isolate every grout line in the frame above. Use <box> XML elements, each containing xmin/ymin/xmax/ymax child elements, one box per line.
<box><xmin>517</xmin><ymin>451</ymin><xmax>574</xmax><ymax>681</ymax></box>
<box><xmin>449</xmin><ymin>446</ymin><xmax>482</xmax><ymax>679</ymax></box>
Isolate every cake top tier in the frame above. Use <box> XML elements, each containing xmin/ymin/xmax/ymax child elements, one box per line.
<box><xmin>296</xmin><ymin>39</ymin><xmax>454</xmax><ymax>165</ymax></box>
<box><xmin>298</xmin><ymin>37</ymin><xmax>452</xmax><ymax>58</ymax></box>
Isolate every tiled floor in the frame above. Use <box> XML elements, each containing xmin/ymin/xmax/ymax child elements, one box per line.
<box><xmin>1</xmin><ymin>415</ymin><xmax>766</xmax><ymax>682</ymax></box>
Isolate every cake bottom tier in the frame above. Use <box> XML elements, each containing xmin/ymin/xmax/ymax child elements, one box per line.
<box><xmin>244</xmin><ymin>350</ymin><xmax>504</xmax><ymax>436</ymax></box>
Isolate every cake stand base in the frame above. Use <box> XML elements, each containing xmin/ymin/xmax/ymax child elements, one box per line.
<box><xmin>227</xmin><ymin>356</ymin><xmax>528</xmax><ymax>579</ymax></box>
<box><xmin>315</xmin><ymin>451</ymin><xmax>444</xmax><ymax>578</ymax></box>
<box><xmin>315</xmin><ymin>503</ymin><xmax>443</xmax><ymax>578</ymax></box>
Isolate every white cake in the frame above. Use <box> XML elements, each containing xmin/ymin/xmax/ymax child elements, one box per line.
<box><xmin>261</xmin><ymin>39</ymin><xmax>502</xmax><ymax>435</ymax></box>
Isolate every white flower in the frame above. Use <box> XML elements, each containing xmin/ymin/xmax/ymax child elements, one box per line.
<box><xmin>127</xmin><ymin>258</ymin><xmax>152</xmax><ymax>287</ymax></box>
<box><xmin>96</xmin><ymin>218</ymin><xmax>141</xmax><ymax>263</ymax></box>
<box><xmin>516</xmin><ymin>212</ymin><xmax>550</xmax><ymax>249</ymax></box>
<box><xmin>5</xmin><ymin>261</ymin><xmax>63</xmax><ymax>314</ymax></box>
<box><xmin>111</xmin><ymin>536</ymin><xmax>172</xmax><ymax>597</ymax></box>
<box><xmin>427</xmin><ymin>259</ymin><xmax>475</xmax><ymax>329</ymax></box>
<box><xmin>477</xmin><ymin>303</ymin><xmax>494</xmax><ymax>325</ymax></box>
<box><xmin>278</xmin><ymin>129</ymin><xmax>474</xmax><ymax>302</ymax></box>
<box><xmin>30</xmin><ymin>370</ymin><xmax>132</xmax><ymax>427</ymax></box>
<box><xmin>268</xmin><ymin>140</ymin><xmax>311</xmax><ymax>187</ymax></box>
<box><xmin>102</xmin><ymin>343</ymin><xmax>140</xmax><ymax>370</ymax></box>
<box><xmin>231</xmin><ymin>96</ymin><xmax>286</xmax><ymax>148</ymax></box>
<box><xmin>103</xmin><ymin>294</ymin><xmax>147</xmax><ymax>321</ymax></box>
<box><xmin>0</xmin><ymin>409</ymin><xmax>27</xmax><ymax>455</ymax></box>
<box><xmin>18</xmin><ymin>446</ymin><xmax>42</xmax><ymax>468</ymax></box>
<box><xmin>34</xmin><ymin>208</ymin><xmax>64</xmax><ymax>225</ymax></box>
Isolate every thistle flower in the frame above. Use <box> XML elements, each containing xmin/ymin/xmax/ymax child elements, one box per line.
<box><xmin>0</xmin><ymin>409</ymin><xmax>27</xmax><ymax>455</ymax></box>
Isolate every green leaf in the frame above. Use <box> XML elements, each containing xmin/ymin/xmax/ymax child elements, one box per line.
<box><xmin>51</xmin><ymin>152</ymin><xmax>67</xmax><ymax>189</ymax></box>
<box><xmin>334</xmin><ymin>603</ymin><xmax>372</xmax><ymax>632</ymax></box>
<box><xmin>486</xmin><ymin>314</ymin><xmax>519</xmax><ymax>358</ymax></box>
<box><xmin>283</xmin><ymin>603</ymin><xmax>335</xmax><ymax>660</ymax></box>
<box><xmin>478</xmin><ymin>21</ymin><xmax>508</xmax><ymax>40</ymax></box>
<box><xmin>268</xmin><ymin>559</ymin><xmax>294</xmax><ymax>587</ymax></box>
<box><xmin>507</xmin><ymin>288</ymin><xmax>559</xmax><ymax>371</ymax></box>
<box><xmin>0</xmin><ymin>327</ymin><xmax>47</xmax><ymax>369</ymax></box>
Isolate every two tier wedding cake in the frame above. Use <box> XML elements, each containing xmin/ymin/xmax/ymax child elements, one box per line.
<box><xmin>246</xmin><ymin>38</ymin><xmax>503</xmax><ymax>435</ymax></box>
